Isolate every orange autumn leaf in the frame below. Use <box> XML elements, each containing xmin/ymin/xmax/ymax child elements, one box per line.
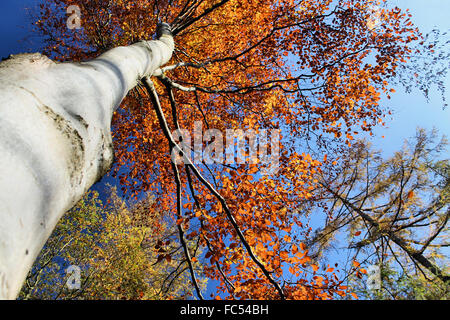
<box><xmin>299</xmin><ymin>242</ymin><xmax>307</xmax><ymax>251</ymax></box>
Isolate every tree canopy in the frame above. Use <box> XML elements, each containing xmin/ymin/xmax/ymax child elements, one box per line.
<box><xmin>19</xmin><ymin>189</ymin><xmax>206</xmax><ymax>300</ymax></box>
<box><xmin>28</xmin><ymin>0</ymin><xmax>437</xmax><ymax>299</ymax></box>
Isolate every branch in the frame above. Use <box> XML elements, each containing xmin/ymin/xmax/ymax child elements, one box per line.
<box><xmin>172</xmin><ymin>0</ymin><xmax>232</xmax><ymax>36</ymax></box>
<box><xmin>323</xmin><ymin>183</ymin><xmax>450</xmax><ymax>283</ymax></box>
<box><xmin>144</xmin><ymin>77</ymin><xmax>204</xmax><ymax>300</ymax></box>
<box><xmin>142</xmin><ymin>75</ymin><xmax>286</xmax><ymax>299</ymax></box>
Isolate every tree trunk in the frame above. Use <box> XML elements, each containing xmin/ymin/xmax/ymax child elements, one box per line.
<box><xmin>0</xmin><ymin>24</ymin><xmax>174</xmax><ymax>299</ymax></box>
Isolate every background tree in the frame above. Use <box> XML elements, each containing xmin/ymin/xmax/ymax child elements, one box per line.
<box><xmin>306</xmin><ymin>128</ymin><xmax>449</xmax><ymax>299</ymax></box>
<box><xmin>348</xmin><ymin>262</ymin><xmax>449</xmax><ymax>300</ymax></box>
<box><xmin>19</xmin><ymin>189</ymin><xmax>206</xmax><ymax>300</ymax></box>
<box><xmin>28</xmin><ymin>0</ymin><xmax>424</xmax><ymax>299</ymax></box>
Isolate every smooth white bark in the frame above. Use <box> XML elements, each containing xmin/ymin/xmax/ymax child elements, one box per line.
<box><xmin>0</xmin><ymin>27</ymin><xmax>174</xmax><ymax>299</ymax></box>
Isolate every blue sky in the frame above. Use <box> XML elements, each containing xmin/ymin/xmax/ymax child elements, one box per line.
<box><xmin>0</xmin><ymin>1</ymin><xmax>41</xmax><ymax>57</ymax></box>
<box><xmin>371</xmin><ymin>0</ymin><xmax>450</xmax><ymax>154</ymax></box>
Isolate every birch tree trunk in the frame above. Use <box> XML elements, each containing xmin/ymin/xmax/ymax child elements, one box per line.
<box><xmin>0</xmin><ymin>24</ymin><xmax>174</xmax><ymax>299</ymax></box>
